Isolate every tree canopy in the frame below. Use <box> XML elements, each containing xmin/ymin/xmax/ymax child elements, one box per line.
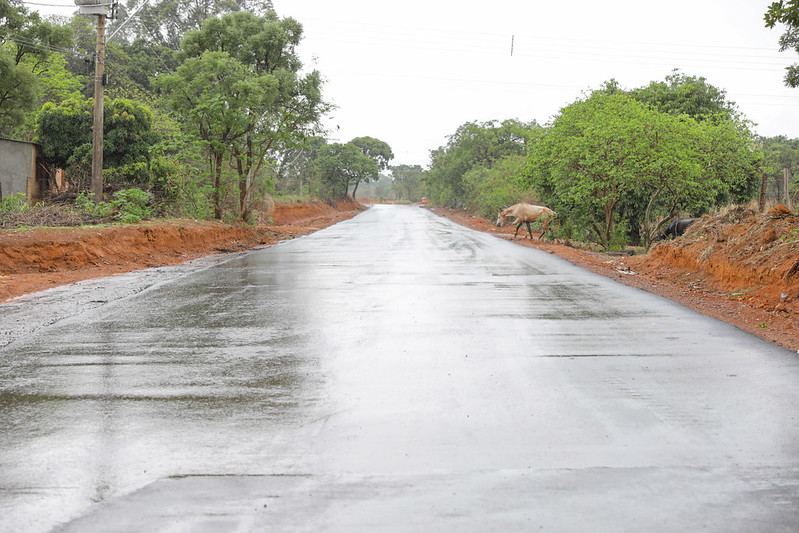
<box><xmin>629</xmin><ymin>70</ymin><xmax>739</xmax><ymax>120</ymax></box>
<box><xmin>315</xmin><ymin>141</ymin><xmax>380</xmax><ymax>199</ymax></box>
<box><xmin>765</xmin><ymin>0</ymin><xmax>799</xmax><ymax>87</ymax></box>
<box><xmin>0</xmin><ymin>0</ymin><xmax>73</xmax><ymax>134</ymax></box>
<box><xmin>391</xmin><ymin>164</ymin><xmax>424</xmax><ymax>202</ymax></box>
<box><xmin>523</xmin><ymin>88</ymin><xmax>761</xmax><ymax>249</ymax></box>
<box><xmin>157</xmin><ymin>11</ymin><xmax>328</xmax><ymax>219</ymax></box>
<box><xmin>38</xmin><ymin>96</ymin><xmax>160</xmax><ymax>188</ymax></box>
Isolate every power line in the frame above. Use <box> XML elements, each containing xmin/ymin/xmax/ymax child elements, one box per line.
<box><xmin>2</xmin><ymin>32</ymin><xmax>92</xmax><ymax>60</ymax></box>
<box><xmin>301</xmin><ymin>16</ymin><xmax>786</xmax><ymax>54</ymax></box>
<box><xmin>19</xmin><ymin>1</ymin><xmax>76</xmax><ymax>8</ymax></box>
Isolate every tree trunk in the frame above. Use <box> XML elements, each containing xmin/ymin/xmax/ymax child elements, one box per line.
<box><xmin>759</xmin><ymin>172</ymin><xmax>768</xmax><ymax>212</ymax></box>
<box><xmin>238</xmin><ymin>162</ymin><xmax>250</xmax><ymax>221</ymax></box>
<box><xmin>213</xmin><ymin>151</ymin><xmax>223</xmax><ymax>219</ymax></box>
<box><xmin>642</xmin><ymin>183</ymin><xmax>664</xmax><ymax>250</ymax></box>
<box><xmin>602</xmin><ymin>199</ymin><xmax>617</xmax><ymax>250</ymax></box>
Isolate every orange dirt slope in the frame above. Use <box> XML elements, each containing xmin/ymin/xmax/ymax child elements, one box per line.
<box><xmin>0</xmin><ymin>198</ymin><xmax>364</xmax><ymax>303</ymax></box>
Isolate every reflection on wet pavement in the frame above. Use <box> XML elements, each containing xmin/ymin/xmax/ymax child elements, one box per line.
<box><xmin>2</xmin><ymin>205</ymin><xmax>798</xmax><ymax>532</ymax></box>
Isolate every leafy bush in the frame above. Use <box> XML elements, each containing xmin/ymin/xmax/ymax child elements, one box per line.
<box><xmin>112</xmin><ymin>188</ymin><xmax>153</xmax><ymax>223</ymax></box>
<box><xmin>462</xmin><ymin>155</ymin><xmax>534</xmax><ymax>218</ymax></box>
<box><xmin>103</xmin><ymin>162</ymin><xmax>151</xmax><ymax>187</ymax></box>
<box><xmin>75</xmin><ymin>192</ymin><xmax>114</xmax><ymax>219</ymax></box>
<box><xmin>75</xmin><ymin>188</ymin><xmax>153</xmax><ymax>223</ymax></box>
<box><xmin>0</xmin><ymin>193</ymin><xmax>30</xmax><ymax>214</ymax></box>
<box><xmin>170</xmin><ymin>178</ymin><xmax>215</xmax><ymax>219</ymax></box>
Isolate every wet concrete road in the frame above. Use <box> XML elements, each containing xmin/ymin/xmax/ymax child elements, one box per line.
<box><xmin>2</xmin><ymin>205</ymin><xmax>799</xmax><ymax>532</ymax></box>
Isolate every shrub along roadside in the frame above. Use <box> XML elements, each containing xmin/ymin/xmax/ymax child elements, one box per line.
<box><xmin>75</xmin><ymin>188</ymin><xmax>154</xmax><ymax>224</ymax></box>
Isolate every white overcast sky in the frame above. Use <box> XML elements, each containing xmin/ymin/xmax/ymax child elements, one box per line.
<box><xmin>29</xmin><ymin>0</ymin><xmax>799</xmax><ymax>167</ymax></box>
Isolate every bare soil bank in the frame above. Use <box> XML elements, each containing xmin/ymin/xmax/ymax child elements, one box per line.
<box><xmin>0</xmin><ymin>198</ymin><xmax>364</xmax><ymax>303</ymax></box>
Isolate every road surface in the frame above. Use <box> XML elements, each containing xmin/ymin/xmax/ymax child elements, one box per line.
<box><xmin>1</xmin><ymin>205</ymin><xmax>798</xmax><ymax>532</ymax></box>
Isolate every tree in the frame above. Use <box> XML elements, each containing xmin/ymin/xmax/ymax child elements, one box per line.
<box><xmin>462</xmin><ymin>155</ymin><xmax>533</xmax><ymax>218</ymax></box>
<box><xmin>0</xmin><ymin>0</ymin><xmax>72</xmax><ymax>69</ymax></box>
<box><xmin>349</xmin><ymin>136</ymin><xmax>393</xmax><ymax>197</ymax></box>
<box><xmin>117</xmin><ymin>38</ymin><xmax>181</xmax><ymax>94</ymax></box>
<box><xmin>525</xmin><ymin>92</ymin><xmax>652</xmax><ymax>248</ymax></box>
<box><xmin>157</xmin><ymin>51</ymin><xmax>259</xmax><ymax>218</ymax></box>
<box><xmin>315</xmin><ymin>141</ymin><xmax>378</xmax><ymax>199</ymax></box>
<box><xmin>174</xmin><ymin>11</ymin><xmax>328</xmax><ymax>219</ymax></box>
<box><xmin>391</xmin><ymin>164</ymin><xmax>424</xmax><ymax>202</ymax></box>
<box><xmin>273</xmin><ymin>135</ymin><xmax>326</xmax><ymax>196</ymax></box>
<box><xmin>37</xmin><ymin>96</ymin><xmax>161</xmax><ymax>188</ymax></box>
<box><xmin>623</xmin><ymin>112</ymin><xmax>706</xmax><ymax>249</ymax></box>
<box><xmin>113</xmin><ymin>0</ymin><xmax>274</xmax><ymax>49</ymax></box>
<box><xmin>351</xmin><ymin>136</ymin><xmax>393</xmax><ymax>170</ymax></box>
<box><xmin>761</xmin><ymin>135</ymin><xmax>799</xmax><ymax>204</ymax></box>
<box><xmin>425</xmin><ymin>119</ymin><xmax>538</xmax><ymax>207</ymax></box>
<box><xmin>0</xmin><ymin>52</ymin><xmax>37</xmax><ymax>133</ymax></box>
<box><xmin>37</xmin><ymin>96</ymin><xmax>92</xmax><ymax>170</ymax></box>
<box><xmin>524</xmin><ymin>87</ymin><xmax>763</xmax><ymax>250</ymax></box>
<box><xmin>0</xmin><ymin>0</ymin><xmax>72</xmax><ymax>135</ymax></box>
<box><xmin>765</xmin><ymin>1</ymin><xmax>799</xmax><ymax>87</ymax></box>
<box><xmin>103</xmin><ymin>98</ymin><xmax>161</xmax><ymax>181</ymax></box>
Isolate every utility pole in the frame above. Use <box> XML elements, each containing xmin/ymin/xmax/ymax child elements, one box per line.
<box><xmin>91</xmin><ymin>13</ymin><xmax>106</xmax><ymax>201</ymax></box>
<box><xmin>75</xmin><ymin>0</ymin><xmax>116</xmax><ymax>202</ymax></box>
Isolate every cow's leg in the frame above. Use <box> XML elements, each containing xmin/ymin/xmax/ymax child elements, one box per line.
<box><xmin>526</xmin><ymin>221</ymin><xmax>533</xmax><ymax>239</ymax></box>
<box><xmin>514</xmin><ymin>222</ymin><xmax>522</xmax><ymax>237</ymax></box>
<box><xmin>540</xmin><ymin>219</ymin><xmax>550</xmax><ymax>239</ymax></box>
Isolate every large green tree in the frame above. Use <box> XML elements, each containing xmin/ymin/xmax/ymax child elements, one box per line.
<box><xmin>525</xmin><ymin>92</ymin><xmax>651</xmax><ymax>248</ymax></box>
<box><xmin>171</xmin><ymin>11</ymin><xmax>328</xmax><ymax>219</ymax></box>
<box><xmin>391</xmin><ymin>164</ymin><xmax>424</xmax><ymax>202</ymax></box>
<box><xmin>157</xmin><ymin>50</ymin><xmax>268</xmax><ymax>218</ymax></box>
<box><xmin>524</xmin><ymin>89</ymin><xmax>762</xmax><ymax>249</ymax></box>
<box><xmin>37</xmin><ymin>96</ymin><xmax>91</xmax><ymax>170</ymax></box>
<box><xmin>350</xmin><ymin>136</ymin><xmax>393</xmax><ymax>197</ymax></box>
<box><xmin>315</xmin><ymin>141</ymin><xmax>379</xmax><ymax>199</ymax></box>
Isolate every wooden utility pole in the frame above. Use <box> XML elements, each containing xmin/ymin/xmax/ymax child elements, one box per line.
<box><xmin>91</xmin><ymin>13</ymin><xmax>106</xmax><ymax>201</ymax></box>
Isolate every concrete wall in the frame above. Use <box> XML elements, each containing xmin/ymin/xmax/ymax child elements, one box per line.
<box><xmin>0</xmin><ymin>138</ymin><xmax>40</xmax><ymax>203</ymax></box>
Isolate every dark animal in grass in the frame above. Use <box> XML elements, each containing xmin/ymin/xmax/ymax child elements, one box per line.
<box><xmin>659</xmin><ymin>218</ymin><xmax>698</xmax><ymax>240</ymax></box>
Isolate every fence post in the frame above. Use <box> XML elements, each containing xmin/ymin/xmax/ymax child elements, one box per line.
<box><xmin>759</xmin><ymin>172</ymin><xmax>768</xmax><ymax>212</ymax></box>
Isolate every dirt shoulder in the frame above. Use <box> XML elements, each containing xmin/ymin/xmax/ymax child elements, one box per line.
<box><xmin>0</xmin><ymin>198</ymin><xmax>365</xmax><ymax>304</ymax></box>
<box><xmin>431</xmin><ymin>206</ymin><xmax>799</xmax><ymax>353</ymax></box>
